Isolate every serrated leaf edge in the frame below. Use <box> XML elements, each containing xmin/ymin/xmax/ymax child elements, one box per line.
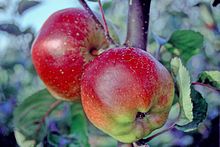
<box><xmin>171</xmin><ymin>57</ymin><xmax>193</xmax><ymax>124</ymax></box>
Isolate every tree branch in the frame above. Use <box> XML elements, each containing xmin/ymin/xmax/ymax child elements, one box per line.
<box><xmin>79</xmin><ymin>0</ymin><xmax>116</xmax><ymax>45</ymax></box>
<box><xmin>125</xmin><ymin>0</ymin><xmax>151</xmax><ymax>51</ymax></box>
<box><xmin>136</xmin><ymin>123</ymin><xmax>176</xmax><ymax>145</ymax></box>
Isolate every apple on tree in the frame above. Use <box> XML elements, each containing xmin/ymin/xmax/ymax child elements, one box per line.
<box><xmin>31</xmin><ymin>8</ymin><xmax>109</xmax><ymax>101</ymax></box>
<box><xmin>81</xmin><ymin>47</ymin><xmax>174</xmax><ymax>143</ymax></box>
<box><xmin>31</xmin><ymin>2</ymin><xmax>175</xmax><ymax>145</ymax></box>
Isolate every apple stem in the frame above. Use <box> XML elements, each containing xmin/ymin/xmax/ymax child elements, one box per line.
<box><xmin>36</xmin><ymin>100</ymin><xmax>62</xmax><ymax>135</ymax></box>
<box><xmin>98</xmin><ymin>0</ymin><xmax>110</xmax><ymax>37</ymax></box>
<box><xmin>125</xmin><ymin>0</ymin><xmax>151</xmax><ymax>51</ymax></box>
<box><xmin>136</xmin><ymin>103</ymin><xmax>181</xmax><ymax>145</ymax></box>
<box><xmin>192</xmin><ymin>82</ymin><xmax>220</xmax><ymax>92</ymax></box>
<box><xmin>79</xmin><ymin>0</ymin><xmax>116</xmax><ymax>45</ymax></box>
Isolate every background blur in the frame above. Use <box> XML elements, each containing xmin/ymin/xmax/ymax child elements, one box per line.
<box><xmin>0</xmin><ymin>0</ymin><xmax>219</xmax><ymax>146</ymax></box>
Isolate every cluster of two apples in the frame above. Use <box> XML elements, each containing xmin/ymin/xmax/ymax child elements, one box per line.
<box><xmin>32</xmin><ymin>8</ymin><xmax>174</xmax><ymax>143</ymax></box>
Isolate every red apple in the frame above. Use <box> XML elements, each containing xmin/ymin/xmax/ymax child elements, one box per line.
<box><xmin>81</xmin><ymin>47</ymin><xmax>174</xmax><ymax>143</ymax></box>
<box><xmin>31</xmin><ymin>8</ymin><xmax>109</xmax><ymax>101</ymax></box>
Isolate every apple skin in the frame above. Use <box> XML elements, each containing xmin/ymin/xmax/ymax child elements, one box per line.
<box><xmin>81</xmin><ymin>47</ymin><xmax>174</xmax><ymax>143</ymax></box>
<box><xmin>31</xmin><ymin>8</ymin><xmax>109</xmax><ymax>101</ymax></box>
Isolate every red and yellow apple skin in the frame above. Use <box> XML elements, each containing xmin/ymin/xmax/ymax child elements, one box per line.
<box><xmin>81</xmin><ymin>47</ymin><xmax>174</xmax><ymax>143</ymax></box>
<box><xmin>31</xmin><ymin>8</ymin><xmax>109</xmax><ymax>101</ymax></box>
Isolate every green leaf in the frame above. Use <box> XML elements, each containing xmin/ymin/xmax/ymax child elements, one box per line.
<box><xmin>171</xmin><ymin>57</ymin><xmax>193</xmax><ymax>125</ymax></box>
<box><xmin>175</xmin><ymin>87</ymin><xmax>208</xmax><ymax>132</ymax></box>
<box><xmin>70</xmin><ymin>102</ymin><xmax>90</xmax><ymax>147</ymax></box>
<box><xmin>169</xmin><ymin>30</ymin><xmax>203</xmax><ymax>50</ymax></box>
<box><xmin>13</xmin><ymin>89</ymin><xmax>62</xmax><ymax>143</ymax></box>
<box><xmin>167</xmin><ymin>30</ymin><xmax>204</xmax><ymax>63</ymax></box>
<box><xmin>47</xmin><ymin>132</ymin><xmax>78</xmax><ymax>147</ymax></box>
<box><xmin>44</xmin><ymin>102</ymin><xmax>89</xmax><ymax>147</ymax></box>
<box><xmin>171</xmin><ymin>58</ymin><xmax>208</xmax><ymax>132</ymax></box>
<box><xmin>14</xmin><ymin>130</ymin><xmax>36</xmax><ymax>147</ymax></box>
<box><xmin>198</xmin><ymin>71</ymin><xmax>220</xmax><ymax>89</ymax></box>
<box><xmin>102</xmin><ymin>1</ymin><xmax>112</xmax><ymax>12</ymax></box>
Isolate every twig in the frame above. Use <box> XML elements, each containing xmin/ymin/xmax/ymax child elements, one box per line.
<box><xmin>79</xmin><ymin>0</ymin><xmax>116</xmax><ymax>45</ymax></box>
<box><xmin>137</xmin><ymin>123</ymin><xmax>176</xmax><ymax>145</ymax></box>
<box><xmin>192</xmin><ymin>82</ymin><xmax>220</xmax><ymax>92</ymax></box>
<box><xmin>136</xmin><ymin>103</ymin><xmax>181</xmax><ymax>145</ymax></box>
<box><xmin>125</xmin><ymin>0</ymin><xmax>151</xmax><ymax>50</ymax></box>
<box><xmin>36</xmin><ymin>100</ymin><xmax>63</xmax><ymax>134</ymax></box>
<box><xmin>118</xmin><ymin>142</ymin><xmax>133</xmax><ymax>147</ymax></box>
<box><xmin>98</xmin><ymin>0</ymin><xmax>110</xmax><ymax>36</ymax></box>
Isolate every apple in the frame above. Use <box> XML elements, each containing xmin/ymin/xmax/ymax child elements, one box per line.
<box><xmin>31</xmin><ymin>8</ymin><xmax>109</xmax><ymax>101</ymax></box>
<box><xmin>81</xmin><ymin>47</ymin><xmax>174</xmax><ymax>143</ymax></box>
